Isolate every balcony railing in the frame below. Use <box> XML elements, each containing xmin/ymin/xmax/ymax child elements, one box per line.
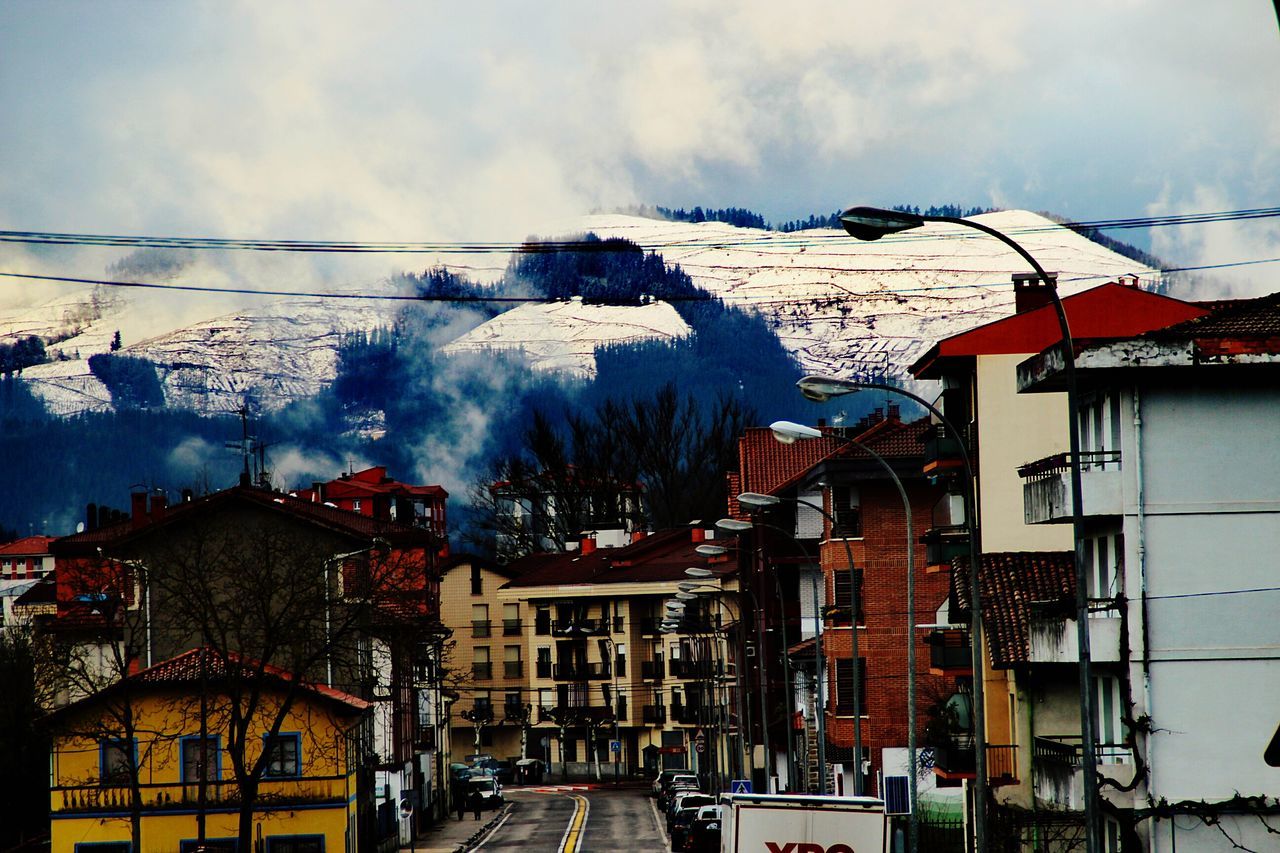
<box><xmin>551</xmin><ymin>619</ymin><xmax>605</xmax><ymax>637</ymax></box>
<box><xmin>53</xmin><ymin>776</ymin><xmax>349</xmax><ymax>813</ymax></box>
<box><xmin>1032</xmin><ymin>735</ymin><xmax>1135</xmax><ymax>809</ymax></box>
<box><xmin>472</xmin><ymin>662</ymin><xmax>493</xmax><ymax>680</ymax></box>
<box><xmin>921</xmin><ymin>524</ymin><xmax>969</xmax><ymax>572</ymax></box>
<box><xmin>921</xmin><ymin>421</ymin><xmax>966</xmax><ymax>475</ymax></box>
<box><xmin>669</xmin><ymin>659</ymin><xmax>720</xmax><ymax>679</ymax></box>
<box><xmin>924</xmin><ymin>630</ymin><xmax>972</xmax><ymax>675</ymax></box>
<box><xmin>538</xmin><ymin>704</ymin><xmax>616</xmax><ymax>724</ymax></box>
<box><xmin>641</xmin><ymin>660</ymin><xmax>665</xmax><ymax>680</ymax></box>
<box><xmin>1019</xmin><ymin>451</ymin><xmax>1122</xmax><ymax>523</ymax></box>
<box><xmin>552</xmin><ymin>661</ymin><xmax>611</xmax><ymax>681</ymax></box>
<box><xmin>535</xmin><ymin>660</ymin><xmax>552</xmax><ymax>679</ymax></box>
<box><xmin>670</xmin><ymin>705</ymin><xmax>702</xmax><ymax>725</ymax></box>
<box><xmin>931</xmin><ymin>736</ymin><xmax>976</xmax><ymax>779</ymax></box>
<box><xmin>503</xmin><ymin>618</ymin><xmax>523</xmax><ymax>636</ymax></box>
<box><xmin>642</xmin><ymin>705</ymin><xmax>667</xmax><ymax>725</ymax></box>
<box><xmin>986</xmin><ymin>744</ymin><xmax>1019</xmax><ymax>786</ymax></box>
<box><xmin>472</xmin><ymin>620</ymin><xmax>492</xmax><ymax>638</ymax></box>
<box><xmin>504</xmin><ymin>661</ymin><xmax>524</xmax><ymax>679</ymax></box>
<box><xmin>1027</xmin><ymin>600</ymin><xmax>1122</xmax><ymax>664</ymax></box>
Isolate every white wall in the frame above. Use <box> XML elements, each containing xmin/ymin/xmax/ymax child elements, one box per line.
<box><xmin>1121</xmin><ymin>383</ymin><xmax>1280</xmax><ymax>806</ymax></box>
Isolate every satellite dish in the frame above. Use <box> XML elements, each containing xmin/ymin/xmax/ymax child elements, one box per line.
<box><xmin>399</xmin><ymin>797</ymin><xmax>413</xmax><ymax>818</ymax></box>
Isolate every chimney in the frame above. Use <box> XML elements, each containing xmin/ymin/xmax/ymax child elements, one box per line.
<box><xmin>150</xmin><ymin>491</ymin><xmax>167</xmax><ymax>521</ymax></box>
<box><xmin>1118</xmin><ymin>274</ymin><xmax>1139</xmax><ymax>288</ymax></box>
<box><xmin>181</xmin><ymin>488</ymin><xmax>194</xmax><ymax>503</ymax></box>
<box><xmin>1013</xmin><ymin>271</ymin><xmax>1057</xmax><ymax>314</ymax></box>
<box><xmin>86</xmin><ymin>503</ymin><xmax>98</xmax><ymax>531</ymax></box>
<box><xmin>691</xmin><ymin>528</ymin><xmax>706</xmax><ymax>543</ymax></box>
<box><xmin>580</xmin><ymin>537</ymin><xmax>597</xmax><ymax>556</ymax></box>
<box><xmin>130</xmin><ymin>492</ymin><xmax>148</xmax><ymax>529</ymax></box>
<box><xmin>630</xmin><ymin>530</ymin><xmax>647</xmax><ymax>544</ymax></box>
<box><xmin>817</xmin><ymin>418</ymin><xmax>826</xmax><ymax>429</ymax></box>
<box><xmin>887</xmin><ymin>403</ymin><xmax>900</xmax><ymax>421</ymax></box>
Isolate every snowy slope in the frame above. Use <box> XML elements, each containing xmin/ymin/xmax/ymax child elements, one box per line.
<box><xmin>567</xmin><ymin>210</ymin><xmax>1157</xmax><ymax>378</ymax></box>
<box><xmin>441</xmin><ymin>296</ymin><xmax>691</xmax><ymax>377</ymax></box>
<box><xmin>2</xmin><ymin>210</ymin><xmax>1157</xmax><ymax>417</ymax></box>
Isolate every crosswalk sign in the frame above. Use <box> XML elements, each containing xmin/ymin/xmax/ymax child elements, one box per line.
<box><xmin>731</xmin><ymin>779</ymin><xmax>753</xmax><ymax>794</ymax></box>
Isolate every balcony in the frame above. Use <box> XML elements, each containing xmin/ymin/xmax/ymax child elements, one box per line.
<box><xmin>503</xmin><ymin>702</ymin><xmax>529</xmax><ymax>721</ymax></box>
<box><xmin>538</xmin><ymin>704</ymin><xmax>616</xmax><ymax>724</ymax></box>
<box><xmin>921</xmin><ymin>524</ymin><xmax>968</xmax><ymax>573</ymax></box>
<box><xmin>53</xmin><ymin>777</ymin><xmax>348</xmax><ymax>813</ymax></box>
<box><xmin>922</xmin><ymin>421</ymin><xmax>966</xmax><ymax>476</ymax></box>
<box><xmin>414</xmin><ymin>726</ymin><xmax>436</xmax><ymax>752</ymax></box>
<box><xmin>924</xmin><ymin>630</ymin><xmax>972</xmax><ymax>676</ymax></box>
<box><xmin>641</xmin><ymin>660</ymin><xmax>665</xmax><ymax>680</ymax></box>
<box><xmin>931</xmin><ymin>736</ymin><xmax>975</xmax><ymax>781</ymax></box>
<box><xmin>1033</xmin><ymin>735</ymin><xmax>1134</xmax><ymax>809</ymax></box>
<box><xmin>504</xmin><ymin>661</ymin><xmax>524</xmax><ymax>679</ymax></box>
<box><xmin>503</xmin><ymin>618</ymin><xmax>523</xmax><ymax>636</ymax></box>
<box><xmin>472</xmin><ymin>662</ymin><xmax>493</xmax><ymax>680</ymax></box>
<box><xmin>639</xmin><ymin>617</ymin><xmax>662</xmax><ymax>635</ymax></box>
<box><xmin>1027</xmin><ymin>600</ymin><xmax>1122</xmax><ymax>664</ymax></box>
<box><xmin>551</xmin><ymin>619</ymin><xmax>606</xmax><ymax>637</ymax></box>
<box><xmin>642</xmin><ymin>705</ymin><xmax>667</xmax><ymax>725</ymax></box>
<box><xmin>669</xmin><ymin>659</ymin><xmax>720</xmax><ymax>679</ymax></box>
<box><xmin>552</xmin><ymin>661</ymin><xmax>611</xmax><ymax>681</ymax></box>
<box><xmin>670</xmin><ymin>705</ymin><xmax>703</xmax><ymax>725</ymax></box>
<box><xmin>471</xmin><ymin>620</ymin><xmax>492</xmax><ymax>638</ymax></box>
<box><xmin>1019</xmin><ymin>451</ymin><xmax>1122</xmax><ymax>524</ymax></box>
<box><xmin>986</xmin><ymin>744</ymin><xmax>1019</xmax><ymax>787</ymax></box>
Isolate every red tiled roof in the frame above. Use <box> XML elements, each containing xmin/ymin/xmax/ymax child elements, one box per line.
<box><xmin>502</xmin><ymin>527</ymin><xmax>738</xmax><ymax>589</ymax></box>
<box><xmin>0</xmin><ymin>535</ymin><xmax>55</xmax><ymax>556</ymax></box>
<box><xmin>762</xmin><ymin>414</ymin><xmax>928</xmax><ymax>497</ymax></box>
<box><xmin>1143</xmin><ymin>290</ymin><xmax>1280</xmax><ymax>340</ymax></box>
<box><xmin>911</xmin><ymin>282</ymin><xmax>1209</xmax><ymax>378</ymax></box>
<box><xmin>952</xmin><ymin>551</ymin><xmax>1075</xmax><ymax>668</ymax></box>
<box><xmin>52</xmin><ymin>486</ymin><xmax>438</xmax><ymax>555</ymax></box>
<box><xmin>728</xmin><ymin>427</ymin><xmax>841</xmax><ymax>518</ymax></box>
<box><xmin>44</xmin><ymin>647</ymin><xmax>372</xmax><ymax>724</ymax></box>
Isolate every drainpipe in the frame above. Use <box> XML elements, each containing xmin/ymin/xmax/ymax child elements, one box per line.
<box><xmin>1133</xmin><ymin>387</ymin><xmax>1156</xmax><ymax>811</ymax></box>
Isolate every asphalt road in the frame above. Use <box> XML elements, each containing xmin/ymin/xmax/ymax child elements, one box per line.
<box><xmin>474</xmin><ymin>787</ymin><xmax>668</xmax><ymax>853</ymax></box>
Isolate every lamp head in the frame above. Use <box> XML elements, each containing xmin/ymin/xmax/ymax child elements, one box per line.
<box><xmin>838</xmin><ymin>206</ymin><xmax>925</xmax><ymax>241</ymax></box>
<box><xmin>796</xmin><ymin>374</ymin><xmax>863</xmax><ymax>403</ymax></box>
<box><xmin>685</xmin><ymin>567</ymin><xmax>714</xmax><ymax>579</ymax></box>
<box><xmin>678</xmin><ymin>581</ymin><xmax>702</xmax><ymax>592</ymax></box>
<box><xmin>715</xmin><ymin>518</ymin><xmax>752</xmax><ymax>533</ymax></box>
<box><xmin>695</xmin><ymin>543</ymin><xmax>727</xmax><ymax>557</ymax></box>
<box><xmin>769</xmin><ymin>420</ymin><xmax>823</xmax><ymax>445</ymax></box>
<box><xmin>674</xmin><ymin>591</ymin><xmax>697</xmax><ymax>601</ymax></box>
<box><xmin>736</xmin><ymin>492</ymin><xmax>781</xmax><ymax>508</ymax></box>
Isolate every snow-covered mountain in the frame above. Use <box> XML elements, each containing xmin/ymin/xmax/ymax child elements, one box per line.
<box><xmin>1</xmin><ymin>210</ymin><xmax>1157</xmax><ymax>416</ymax></box>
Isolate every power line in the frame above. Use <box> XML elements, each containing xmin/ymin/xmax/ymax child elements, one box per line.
<box><xmin>2</xmin><ymin>205</ymin><xmax>1279</xmax><ymax>255</ymax></box>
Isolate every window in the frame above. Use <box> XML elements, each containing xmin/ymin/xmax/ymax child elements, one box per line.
<box><xmin>536</xmin><ymin>646</ymin><xmax>552</xmax><ymax>678</ymax></box>
<box><xmin>503</xmin><ymin>603</ymin><xmax>521</xmax><ymax>635</ymax></box>
<box><xmin>265</xmin><ymin>837</ymin><xmax>324</xmax><ymax>853</ymax></box>
<box><xmin>1078</xmin><ymin>391</ymin><xmax>1122</xmax><ymax>468</ymax></box>
<box><xmin>563</xmin><ymin>736</ymin><xmax>578</xmax><ymax>762</ymax></box>
<box><xmin>1085</xmin><ymin>533</ymin><xmax>1124</xmax><ymax>602</ymax></box>
<box><xmin>504</xmin><ymin>645</ymin><xmax>522</xmax><ymax>679</ymax></box>
<box><xmin>181</xmin><ymin>735</ymin><xmax>220</xmax><ymax>783</ymax></box>
<box><xmin>835</xmin><ymin>658</ymin><xmax>868</xmax><ymax>716</ymax></box>
<box><xmin>474</xmin><ymin>691</ymin><xmax>493</xmax><ymax>716</ymax></box>
<box><xmin>99</xmin><ymin>738</ymin><xmax>135</xmax><ymax>785</ymax></box>
<box><xmin>830</xmin><ymin>485</ymin><xmax>862</xmax><ymax>538</ymax></box>
<box><xmin>352</xmin><ymin>499</ymin><xmax>361</xmax><ymax>512</ymax></box>
<box><xmin>472</xmin><ymin>604</ymin><xmax>490</xmax><ymax>638</ymax></box>
<box><xmin>263</xmin><ymin>733</ymin><xmax>301</xmax><ymax>778</ymax></box>
<box><xmin>535</xmin><ymin>606</ymin><xmax>551</xmax><ymax>635</ymax></box>
<box><xmin>180</xmin><ymin>841</ymin><xmax>237</xmax><ymax>853</ymax></box>
<box><xmin>615</xmin><ymin>643</ymin><xmax>627</xmax><ymax>677</ymax></box>
<box><xmin>470</xmin><ymin>563</ymin><xmax>483</xmax><ymax>595</ymax></box>
<box><xmin>832</xmin><ymin>569</ymin><xmax>864</xmax><ymax>623</ymax></box>
<box><xmin>473</xmin><ymin>646</ymin><xmax>491</xmax><ymax>680</ymax></box>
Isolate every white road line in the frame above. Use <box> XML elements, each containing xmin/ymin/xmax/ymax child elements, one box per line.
<box><xmin>649</xmin><ymin>795</ymin><xmax>669</xmax><ymax>848</ymax></box>
<box><xmin>470</xmin><ymin>807</ymin><xmax>513</xmax><ymax>851</ymax></box>
<box><xmin>556</xmin><ymin>793</ymin><xmax>590</xmax><ymax>853</ymax></box>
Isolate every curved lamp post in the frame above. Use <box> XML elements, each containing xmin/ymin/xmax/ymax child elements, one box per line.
<box><xmin>835</xmin><ymin>204</ymin><xmax>1099</xmax><ymax>853</ymax></box>
<box><xmin>718</xmin><ymin>515</ymin><xmax>826</xmax><ymax>795</ymax></box>
<box><xmin>771</xmin><ymin>419</ymin><xmax>921</xmax><ymax>853</ymax></box>
<box><xmin>738</xmin><ymin>490</ymin><xmax>865</xmax><ymax>797</ymax></box>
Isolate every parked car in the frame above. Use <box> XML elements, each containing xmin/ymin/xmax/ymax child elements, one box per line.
<box><xmin>467</xmin><ymin>775</ymin><xmax>504</xmax><ymax>810</ymax></box>
<box><xmin>652</xmin><ymin>769</ymin><xmax>688</xmax><ymax>797</ymax></box>
<box><xmin>670</xmin><ymin>801</ymin><xmax>712</xmax><ymax>851</ymax></box>
<box><xmin>667</xmin><ymin>792</ymin><xmax>714</xmax><ymax>830</ymax></box>
<box><xmin>685</xmin><ymin>805</ymin><xmax>722</xmax><ymax>852</ymax></box>
<box><xmin>657</xmin><ymin>777</ymin><xmax>699</xmax><ymax>811</ymax></box>
<box><xmin>473</xmin><ymin>757</ymin><xmax>515</xmax><ymax>785</ymax></box>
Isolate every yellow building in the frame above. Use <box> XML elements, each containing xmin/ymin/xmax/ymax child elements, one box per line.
<box><xmin>46</xmin><ymin>648</ymin><xmax>370</xmax><ymax>853</ymax></box>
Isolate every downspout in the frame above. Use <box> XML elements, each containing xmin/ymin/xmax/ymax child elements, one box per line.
<box><xmin>1133</xmin><ymin>388</ymin><xmax>1157</xmax><ymax>812</ymax></box>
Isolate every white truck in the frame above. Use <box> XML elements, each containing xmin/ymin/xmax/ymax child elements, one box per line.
<box><xmin>719</xmin><ymin>793</ymin><xmax>886</xmax><ymax>853</ymax></box>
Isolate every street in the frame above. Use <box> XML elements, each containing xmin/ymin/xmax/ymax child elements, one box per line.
<box><xmin>471</xmin><ymin>787</ymin><xmax>668</xmax><ymax>853</ymax></box>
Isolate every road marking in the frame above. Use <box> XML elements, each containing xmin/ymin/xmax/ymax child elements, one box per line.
<box><xmin>648</xmin><ymin>794</ymin><xmax>668</xmax><ymax>847</ymax></box>
<box><xmin>556</xmin><ymin>793</ymin><xmax>590</xmax><ymax>853</ymax></box>
<box><xmin>470</xmin><ymin>805</ymin><xmax>513</xmax><ymax>851</ymax></box>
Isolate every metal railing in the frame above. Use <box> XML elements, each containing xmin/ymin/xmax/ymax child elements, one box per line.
<box><xmin>53</xmin><ymin>776</ymin><xmax>349</xmax><ymax>812</ymax></box>
<box><xmin>503</xmin><ymin>618</ymin><xmax>523</xmax><ymax>636</ymax></box>
<box><xmin>641</xmin><ymin>705</ymin><xmax>666</xmax><ymax>724</ymax></box>
<box><xmin>552</xmin><ymin>661</ymin><xmax>611</xmax><ymax>680</ymax></box>
<box><xmin>1033</xmin><ymin>735</ymin><xmax>1131</xmax><ymax>767</ymax></box>
<box><xmin>641</xmin><ymin>660</ymin><xmax>665</xmax><ymax>679</ymax></box>
<box><xmin>471</xmin><ymin>620</ymin><xmax>492</xmax><ymax>638</ymax></box>
<box><xmin>503</xmin><ymin>661</ymin><xmax>523</xmax><ymax>679</ymax></box>
<box><xmin>472</xmin><ymin>661</ymin><xmax>493</xmax><ymax>680</ymax></box>
<box><xmin>1017</xmin><ymin>450</ymin><xmax>1122</xmax><ymax>480</ymax></box>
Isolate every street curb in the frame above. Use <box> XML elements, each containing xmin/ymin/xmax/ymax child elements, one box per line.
<box><xmin>456</xmin><ymin>801</ymin><xmax>515</xmax><ymax>852</ymax></box>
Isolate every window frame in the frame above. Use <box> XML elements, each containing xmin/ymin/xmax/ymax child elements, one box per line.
<box><xmin>98</xmin><ymin>737</ymin><xmax>137</xmax><ymax>786</ymax></box>
<box><xmin>180</xmin><ymin>734</ymin><xmax>223</xmax><ymax>783</ymax></box>
<box><xmin>261</xmin><ymin>732</ymin><xmax>303</xmax><ymax>779</ymax></box>
<box><xmin>264</xmin><ymin>836</ymin><xmax>325</xmax><ymax>853</ymax></box>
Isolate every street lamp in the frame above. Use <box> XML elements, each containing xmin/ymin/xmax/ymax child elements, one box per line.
<box><xmin>738</xmin><ymin>490</ymin><xmax>866</xmax><ymax>797</ymax></box>
<box><xmin>771</xmin><ymin>420</ymin><xmax>921</xmax><ymax>852</ymax></box>
<box><xmin>683</xmin><ymin>573</ymin><xmax>754</xmax><ymax>784</ymax></box>
<box><xmin>832</xmin><ymin>203</ymin><xmax>1100</xmax><ymax>853</ymax></box>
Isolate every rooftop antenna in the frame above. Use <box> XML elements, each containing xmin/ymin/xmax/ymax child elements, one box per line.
<box><xmin>225</xmin><ymin>406</ymin><xmax>252</xmax><ymax>487</ymax></box>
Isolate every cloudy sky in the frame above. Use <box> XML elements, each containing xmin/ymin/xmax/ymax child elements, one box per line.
<box><xmin>2</xmin><ymin>1</ymin><xmax>1279</xmax><ymax>297</ymax></box>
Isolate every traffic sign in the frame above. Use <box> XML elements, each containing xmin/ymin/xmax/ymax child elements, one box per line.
<box><xmin>609</xmin><ymin>739</ymin><xmax>621</xmax><ymax>753</ymax></box>
<box><xmin>731</xmin><ymin>779</ymin><xmax>753</xmax><ymax>794</ymax></box>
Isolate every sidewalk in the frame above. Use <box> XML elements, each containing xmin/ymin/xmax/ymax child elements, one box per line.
<box><xmin>404</xmin><ymin>803</ymin><xmax>512</xmax><ymax>853</ymax></box>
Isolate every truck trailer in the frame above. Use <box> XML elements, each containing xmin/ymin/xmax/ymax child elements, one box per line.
<box><xmin>719</xmin><ymin>793</ymin><xmax>886</xmax><ymax>853</ymax></box>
